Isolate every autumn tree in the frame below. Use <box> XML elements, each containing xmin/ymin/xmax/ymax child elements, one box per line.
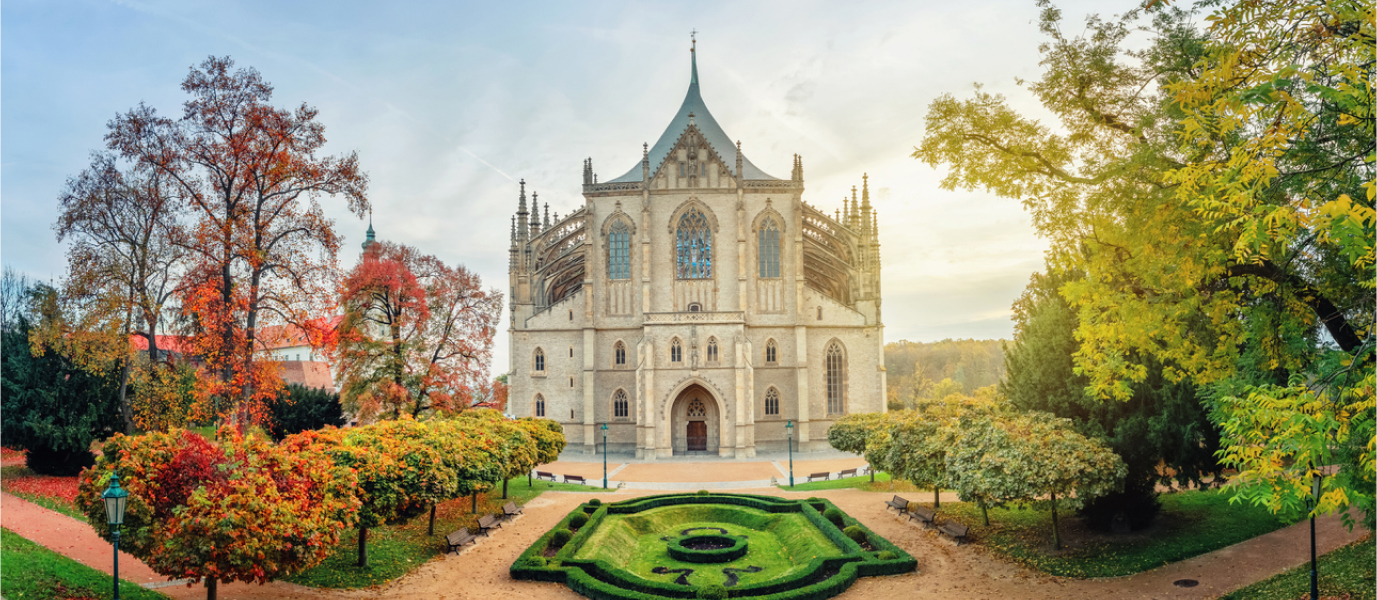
<box><xmin>914</xmin><ymin>1</ymin><xmax>1373</xmax><ymax>529</ymax></box>
<box><xmin>54</xmin><ymin>151</ymin><xmax>188</xmax><ymax>433</ymax></box>
<box><xmin>106</xmin><ymin>55</ymin><xmax>369</xmax><ymax>427</ymax></box>
<box><xmin>336</xmin><ymin>241</ymin><xmax>502</xmax><ymax>420</ymax></box>
<box><xmin>77</xmin><ymin>428</ymin><xmax>359</xmax><ymax>600</ymax></box>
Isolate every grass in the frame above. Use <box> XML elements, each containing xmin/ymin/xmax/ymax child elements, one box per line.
<box><xmin>1</xmin><ymin>465</ymin><xmax>84</xmax><ymax>519</ymax></box>
<box><xmin>933</xmin><ymin>488</ymin><xmax>1295</xmax><ymax>578</ymax></box>
<box><xmin>1219</xmin><ymin>535</ymin><xmax>1375</xmax><ymax>600</ymax></box>
<box><xmin>0</xmin><ymin>527</ymin><xmax>170</xmax><ymax>600</ymax></box>
<box><xmin>575</xmin><ymin>504</ymin><xmax>844</xmax><ymax>588</ymax></box>
<box><xmin>285</xmin><ymin>475</ymin><xmax>596</xmax><ymax>588</ymax></box>
<box><xmin>780</xmin><ymin>472</ymin><xmax>941</xmax><ymax>495</ymax></box>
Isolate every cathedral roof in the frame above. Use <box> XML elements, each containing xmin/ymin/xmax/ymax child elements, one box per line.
<box><xmin>607</xmin><ymin>44</ymin><xmax>779</xmax><ymax>183</ymax></box>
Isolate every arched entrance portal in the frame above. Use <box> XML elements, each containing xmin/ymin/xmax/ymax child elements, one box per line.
<box><xmin>670</xmin><ymin>384</ymin><xmax>720</xmax><ymax>455</ymax></box>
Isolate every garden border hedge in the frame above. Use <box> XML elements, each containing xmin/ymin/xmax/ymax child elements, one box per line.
<box><xmin>510</xmin><ymin>493</ymin><xmax>916</xmax><ymax>600</ymax></box>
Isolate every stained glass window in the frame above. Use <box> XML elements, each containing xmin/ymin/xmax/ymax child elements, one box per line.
<box><xmin>676</xmin><ymin>208</ymin><xmax>712</xmax><ymax>279</ymax></box>
<box><xmin>765</xmin><ymin>388</ymin><xmax>780</xmax><ymax>416</ymax></box>
<box><xmin>758</xmin><ymin>217</ymin><xmax>780</xmax><ymax>278</ymax></box>
<box><xmin>608</xmin><ymin>221</ymin><xmax>631</xmax><ymax>280</ymax></box>
<box><xmin>535</xmin><ymin>394</ymin><xmax>546</xmax><ymax>417</ymax></box>
<box><xmin>826</xmin><ymin>342</ymin><xmax>845</xmax><ymax>415</ymax></box>
<box><xmin>613</xmin><ymin>389</ymin><xmax>629</xmax><ymax>418</ymax></box>
<box><xmin>615</xmin><ymin>341</ymin><xmax>626</xmax><ymax>366</ymax></box>
<box><xmin>534</xmin><ymin>348</ymin><xmax>545</xmax><ymax>372</ymax></box>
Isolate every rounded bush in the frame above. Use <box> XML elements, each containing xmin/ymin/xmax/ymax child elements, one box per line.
<box><xmin>589</xmin><ymin>498</ymin><xmax>602</xmax><ymax>506</ymax></box>
<box><xmin>824</xmin><ymin>507</ymin><xmax>845</xmax><ymax>528</ymax></box>
<box><xmin>807</xmin><ymin>497</ymin><xmax>820</xmax><ymax>502</ymax></box>
<box><xmin>696</xmin><ymin>583</ymin><xmax>729</xmax><ymax>600</ymax></box>
<box><xmin>550</xmin><ymin>529</ymin><xmax>572</xmax><ymax>548</ymax></box>
<box><xmin>696</xmin><ymin>489</ymin><xmax>711</xmax><ymax>496</ymax></box>
<box><xmin>569</xmin><ymin>513</ymin><xmax>589</xmax><ymax>529</ymax></box>
<box><xmin>844</xmin><ymin>525</ymin><xmax>867</xmax><ymax>545</ymax></box>
<box><xmin>877</xmin><ymin>550</ymin><xmax>897</xmax><ymax>560</ymax></box>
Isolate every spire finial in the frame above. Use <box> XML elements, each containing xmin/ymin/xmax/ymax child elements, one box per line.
<box><xmin>689</xmin><ymin>30</ymin><xmax>699</xmax><ymax>86</ymax></box>
<box><xmin>362</xmin><ymin>209</ymin><xmax>376</xmax><ymax>251</ymax></box>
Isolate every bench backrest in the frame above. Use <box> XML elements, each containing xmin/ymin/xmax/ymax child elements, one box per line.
<box><xmin>566</xmin><ymin>474</ymin><xmax>585</xmax><ymax>481</ymax></box>
<box><xmin>478</xmin><ymin>514</ymin><xmax>499</xmax><ymax>527</ymax></box>
<box><xmin>809</xmin><ymin>472</ymin><xmax>829</xmax><ymax>478</ymax></box>
<box><xmin>912</xmin><ymin>506</ymin><xmax>935</xmax><ymax>518</ymax></box>
<box><xmin>946</xmin><ymin>522</ymin><xmax>969</xmax><ymax>536</ymax></box>
<box><xmin>838</xmin><ymin>469</ymin><xmax>856</xmax><ymax>477</ymax></box>
<box><xmin>503</xmin><ymin>501</ymin><xmax>518</xmax><ymax>511</ymax></box>
<box><xmin>447</xmin><ymin>531</ymin><xmax>471</xmax><ymax>544</ymax></box>
<box><xmin>536</xmin><ymin>471</ymin><xmax>553</xmax><ymax>477</ymax></box>
<box><xmin>892</xmin><ymin>495</ymin><xmax>908</xmax><ymax>504</ymax></box>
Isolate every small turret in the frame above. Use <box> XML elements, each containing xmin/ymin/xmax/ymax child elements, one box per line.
<box><xmin>542</xmin><ymin>197</ymin><xmax>551</xmax><ymax>229</ymax></box>
<box><xmin>361</xmin><ymin>213</ymin><xmax>376</xmax><ymax>251</ymax></box>
<box><xmin>860</xmin><ymin>173</ymin><xmax>873</xmax><ymax>236</ymax></box>
<box><xmin>735</xmin><ymin>140</ymin><xmax>743</xmax><ymax>181</ymax></box>
<box><xmin>517</xmin><ymin>179</ymin><xmax>530</xmax><ymax>241</ymax></box>
<box><xmin>529</xmin><ymin>190</ymin><xmax>540</xmax><ymax>237</ymax></box>
<box><xmin>849</xmin><ymin>186</ymin><xmax>860</xmax><ymax>229</ymax></box>
<box><xmin>583</xmin><ymin>158</ymin><xmax>592</xmax><ymax>185</ymax></box>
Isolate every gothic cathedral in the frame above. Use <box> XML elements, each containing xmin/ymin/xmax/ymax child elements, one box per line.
<box><xmin>508</xmin><ymin>42</ymin><xmax>885</xmax><ymax>459</ymax></box>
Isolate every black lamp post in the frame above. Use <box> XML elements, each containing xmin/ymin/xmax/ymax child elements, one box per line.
<box><xmin>602</xmin><ymin>422</ymin><xmax>609</xmax><ymax>489</ymax></box>
<box><xmin>785</xmin><ymin>420</ymin><xmax>794</xmax><ymax>488</ymax></box>
<box><xmin>1310</xmin><ymin>472</ymin><xmax>1321</xmax><ymax>600</ymax></box>
<box><xmin>102</xmin><ymin>472</ymin><xmax>129</xmax><ymax>600</ymax></box>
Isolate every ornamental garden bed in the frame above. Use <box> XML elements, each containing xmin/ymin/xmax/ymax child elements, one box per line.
<box><xmin>511</xmin><ymin>492</ymin><xmax>916</xmax><ymax>600</ymax></box>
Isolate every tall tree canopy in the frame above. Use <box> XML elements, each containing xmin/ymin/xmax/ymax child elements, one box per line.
<box><xmin>915</xmin><ymin>1</ymin><xmax>1373</xmax><ymax>527</ymax></box>
<box><xmin>105</xmin><ymin>55</ymin><xmax>370</xmax><ymax>426</ymax></box>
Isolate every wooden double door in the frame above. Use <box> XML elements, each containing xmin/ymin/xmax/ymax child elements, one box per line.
<box><xmin>686</xmin><ymin>421</ymin><xmax>707</xmax><ymax>451</ymax></box>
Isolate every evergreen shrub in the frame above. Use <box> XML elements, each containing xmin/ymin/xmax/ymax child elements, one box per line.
<box><xmin>696</xmin><ymin>583</ymin><xmax>728</xmax><ymax>599</ymax></box>
<box><xmin>843</xmin><ymin>525</ymin><xmax>867</xmax><ymax>545</ymax></box>
<box><xmin>550</xmin><ymin>529</ymin><xmax>572</xmax><ymax>548</ymax></box>
<box><xmin>570</xmin><ymin>513</ymin><xmax>589</xmax><ymax>529</ymax></box>
<box><xmin>824</xmin><ymin>507</ymin><xmax>845</xmax><ymax>528</ymax></box>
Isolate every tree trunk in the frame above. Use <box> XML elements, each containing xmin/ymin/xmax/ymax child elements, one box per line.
<box><xmin>933</xmin><ymin>486</ymin><xmax>940</xmax><ymax>510</ymax></box>
<box><xmin>428</xmin><ymin>504</ymin><xmax>436</xmax><ymax>536</ymax></box>
<box><xmin>357</xmin><ymin>526</ymin><xmax>368</xmax><ymax>567</ymax></box>
<box><xmin>1050</xmin><ymin>492</ymin><xmax>1061</xmax><ymax>550</ymax></box>
<box><xmin>471</xmin><ymin>492</ymin><xmax>478</xmax><ymax>513</ymax></box>
<box><xmin>117</xmin><ymin>354</ymin><xmax>134</xmax><ymax>434</ymax></box>
<box><xmin>980</xmin><ymin>501</ymin><xmax>990</xmax><ymax>526</ymax></box>
<box><xmin>205</xmin><ymin>577</ymin><xmax>217</xmax><ymax>600</ymax></box>
<box><xmin>503</xmin><ymin>478</ymin><xmax>509</xmax><ymax>500</ymax></box>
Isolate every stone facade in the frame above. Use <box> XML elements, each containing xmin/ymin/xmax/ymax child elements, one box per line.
<box><xmin>508</xmin><ymin>44</ymin><xmax>885</xmax><ymax>458</ymax></box>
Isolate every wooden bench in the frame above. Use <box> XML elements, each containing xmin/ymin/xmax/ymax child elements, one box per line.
<box><xmin>938</xmin><ymin>520</ymin><xmax>970</xmax><ymax>545</ymax></box>
<box><xmin>837</xmin><ymin>468</ymin><xmax>857</xmax><ymax>479</ymax></box>
<box><xmin>446</xmin><ymin>528</ymin><xmax>477</xmax><ymax>553</ymax></box>
<box><xmin>502</xmin><ymin>501</ymin><xmax>523</xmax><ymax>519</ymax></box>
<box><xmin>884</xmin><ymin>495</ymin><xmax>911</xmax><ymax>512</ymax></box>
<box><xmin>535</xmin><ymin>471</ymin><xmax>557</xmax><ymax>482</ymax></box>
<box><xmin>476</xmin><ymin>514</ymin><xmax>503</xmax><ymax>536</ymax></box>
<box><xmin>906</xmin><ymin>505</ymin><xmax>936</xmax><ymax>526</ymax></box>
<box><xmin>564</xmin><ymin>474</ymin><xmax>586</xmax><ymax>485</ymax></box>
<box><xmin>807</xmin><ymin>472</ymin><xmax>830</xmax><ymax>482</ymax></box>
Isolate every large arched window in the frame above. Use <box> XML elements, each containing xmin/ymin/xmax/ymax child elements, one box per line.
<box><xmin>608</xmin><ymin>221</ymin><xmax>631</xmax><ymax>280</ymax></box>
<box><xmin>534</xmin><ymin>348</ymin><xmax>545</xmax><ymax>373</ymax></box>
<box><xmin>758</xmin><ymin>217</ymin><xmax>781</xmax><ymax>278</ymax></box>
<box><xmin>765</xmin><ymin>339</ymin><xmax>778</xmax><ymax>364</ymax></box>
<box><xmin>613</xmin><ymin>389</ymin><xmax>629</xmax><ymax>419</ymax></box>
<box><xmin>534</xmin><ymin>394</ymin><xmax>546</xmax><ymax>417</ymax></box>
<box><xmin>614</xmin><ymin>341</ymin><xmax>626</xmax><ymax>366</ymax></box>
<box><xmin>765</xmin><ymin>387</ymin><xmax>780</xmax><ymax>416</ymax></box>
<box><xmin>826</xmin><ymin>341</ymin><xmax>845</xmax><ymax>415</ymax></box>
<box><xmin>707</xmin><ymin>337</ymin><xmax>719</xmax><ymax>362</ymax></box>
<box><xmin>676</xmin><ymin>207</ymin><xmax>712</xmax><ymax>279</ymax></box>
<box><xmin>671</xmin><ymin>338</ymin><xmax>683</xmax><ymax>363</ymax></box>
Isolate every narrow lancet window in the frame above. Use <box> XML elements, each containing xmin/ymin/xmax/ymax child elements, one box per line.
<box><xmin>826</xmin><ymin>341</ymin><xmax>845</xmax><ymax>415</ymax></box>
<box><xmin>608</xmin><ymin>221</ymin><xmax>631</xmax><ymax>279</ymax></box>
<box><xmin>758</xmin><ymin>217</ymin><xmax>781</xmax><ymax>278</ymax></box>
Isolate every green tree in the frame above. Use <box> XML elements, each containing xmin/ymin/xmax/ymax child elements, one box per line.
<box><xmin>1</xmin><ymin>288</ymin><xmax>124</xmax><ymax>475</ymax></box>
<box><xmin>264</xmin><ymin>384</ymin><xmax>346</xmax><ymax>441</ymax></box>
<box><xmin>1001</xmin><ymin>270</ymin><xmax>1222</xmax><ymax>530</ymax></box>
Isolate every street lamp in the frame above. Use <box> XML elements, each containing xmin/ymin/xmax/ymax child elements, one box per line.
<box><xmin>602</xmin><ymin>422</ymin><xmax>609</xmax><ymax>490</ymax></box>
<box><xmin>102</xmin><ymin>472</ymin><xmax>129</xmax><ymax>600</ymax></box>
<box><xmin>1310</xmin><ymin>471</ymin><xmax>1322</xmax><ymax>600</ymax></box>
<box><xmin>785</xmin><ymin>420</ymin><xmax>795</xmax><ymax>488</ymax></box>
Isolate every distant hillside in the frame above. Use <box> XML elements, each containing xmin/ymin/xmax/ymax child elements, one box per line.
<box><xmin>884</xmin><ymin>339</ymin><xmax>1006</xmax><ymax>405</ymax></box>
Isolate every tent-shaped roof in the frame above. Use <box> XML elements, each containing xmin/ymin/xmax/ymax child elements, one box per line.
<box><xmin>607</xmin><ymin>44</ymin><xmax>778</xmax><ymax>183</ymax></box>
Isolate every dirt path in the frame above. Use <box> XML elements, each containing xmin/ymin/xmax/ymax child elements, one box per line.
<box><xmin>3</xmin><ymin>487</ymin><xmax>1367</xmax><ymax>599</ymax></box>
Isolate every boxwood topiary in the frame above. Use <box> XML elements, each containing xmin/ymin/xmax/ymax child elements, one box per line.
<box><xmin>697</xmin><ymin>489</ymin><xmax>710</xmax><ymax>496</ymax></box>
<box><xmin>844</xmin><ymin>525</ymin><xmax>867</xmax><ymax>545</ymax></box>
<box><xmin>824</xmin><ymin>507</ymin><xmax>845</xmax><ymax>528</ymax></box>
<box><xmin>696</xmin><ymin>583</ymin><xmax>728</xmax><ymax>599</ymax></box>
<box><xmin>550</xmin><ymin>529</ymin><xmax>572</xmax><ymax>548</ymax></box>
<box><xmin>570</xmin><ymin>512</ymin><xmax>589</xmax><ymax>529</ymax></box>
<box><xmin>878</xmin><ymin>550</ymin><xmax>897</xmax><ymax>560</ymax></box>
<box><xmin>589</xmin><ymin>498</ymin><xmax>602</xmax><ymax>506</ymax></box>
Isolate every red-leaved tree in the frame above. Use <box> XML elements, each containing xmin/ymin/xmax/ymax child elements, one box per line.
<box><xmin>335</xmin><ymin>241</ymin><xmax>501</xmax><ymax>420</ymax></box>
<box><xmin>105</xmin><ymin>56</ymin><xmax>369</xmax><ymax>427</ymax></box>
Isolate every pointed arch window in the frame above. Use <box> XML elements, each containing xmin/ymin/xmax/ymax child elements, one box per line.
<box><xmin>707</xmin><ymin>337</ymin><xmax>719</xmax><ymax>362</ymax></box>
<box><xmin>534</xmin><ymin>348</ymin><xmax>545</xmax><ymax>373</ymax></box>
<box><xmin>676</xmin><ymin>207</ymin><xmax>712</xmax><ymax>279</ymax></box>
<box><xmin>614</xmin><ymin>341</ymin><xmax>626</xmax><ymax>366</ymax></box>
<box><xmin>765</xmin><ymin>387</ymin><xmax>780</xmax><ymax>416</ymax></box>
<box><xmin>613</xmin><ymin>389</ymin><xmax>629</xmax><ymax>419</ymax></box>
<box><xmin>671</xmin><ymin>338</ymin><xmax>683</xmax><ymax>363</ymax></box>
<box><xmin>765</xmin><ymin>339</ymin><xmax>778</xmax><ymax>364</ymax></box>
<box><xmin>535</xmin><ymin>394</ymin><xmax>546</xmax><ymax>417</ymax></box>
<box><xmin>608</xmin><ymin>221</ymin><xmax>631</xmax><ymax>280</ymax></box>
<box><xmin>758</xmin><ymin>217</ymin><xmax>781</xmax><ymax>278</ymax></box>
<box><xmin>826</xmin><ymin>341</ymin><xmax>845</xmax><ymax>415</ymax></box>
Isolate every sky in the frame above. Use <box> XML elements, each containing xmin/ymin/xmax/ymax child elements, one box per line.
<box><xmin>1</xmin><ymin>0</ymin><xmax>1128</xmax><ymax>372</ymax></box>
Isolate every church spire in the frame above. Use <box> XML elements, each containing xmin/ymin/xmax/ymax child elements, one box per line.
<box><xmin>361</xmin><ymin>210</ymin><xmax>376</xmax><ymax>251</ymax></box>
<box><xmin>690</xmin><ymin>29</ymin><xmax>698</xmax><ymax>86</ymax></box>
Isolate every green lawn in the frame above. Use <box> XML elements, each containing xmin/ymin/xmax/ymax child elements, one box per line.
<box><xmin>575</xmin><ymin>504</ymin><xmax>844</xmax><ymax>588</ymax></box>
<box><xmin>933</xmin><ymin>489</ymin><xmax>1295</xmax><ymax>578</ymax></box>
<box><xmin>0</xmin><ymin>527</ymin><xmax>170</xmax><ymax>600</ymax></box>
<box><xmin>1219</xmin><ymin>536</ymin><xmax>1375</xmax><ymax>600</ymax></box>
<box><xmin>285</xmin><ymin>476</ymin><xmax>601</xmax><ymax>588</ymax></box>
<box><xmin>779</xmin><ymin>472</ymin><xmax>935</xmax><ymax>494</ymax></box>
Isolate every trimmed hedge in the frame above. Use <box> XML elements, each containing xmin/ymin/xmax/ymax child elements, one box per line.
<box><xmin>667</xmin><ymin>534</ymin><xmax>749</xmax><ymax>563</ymax></box>
<box><xmin>511</xmin><ymin>493</ymin><xmax>917</xmax><ymax>600</ymax></box>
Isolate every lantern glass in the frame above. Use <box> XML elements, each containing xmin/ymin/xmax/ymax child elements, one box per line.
<box><xmin>101</xmin><ymin>473</ymin><xmax>129</xmax><ymax>527</ymax></box>
<box><xmin>786</xmin><ymin>420</ymin><xmax>793</xmax><ymax>437</ymax></box>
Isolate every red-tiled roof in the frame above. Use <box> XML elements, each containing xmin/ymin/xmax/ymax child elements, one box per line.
<box><xmin>129</xmin><ymin>334</ymin><xmax>193</xmax><ymax>355</ymax></box>
<box><xmin>257</xmin><ymin>315</ymin><xmax>343</xmax><ymax>350</ymax></box>
<box><xmin>279</xmin><ymin>361</ymin><xmax>336</xmax><ymax>393</ymax></box>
